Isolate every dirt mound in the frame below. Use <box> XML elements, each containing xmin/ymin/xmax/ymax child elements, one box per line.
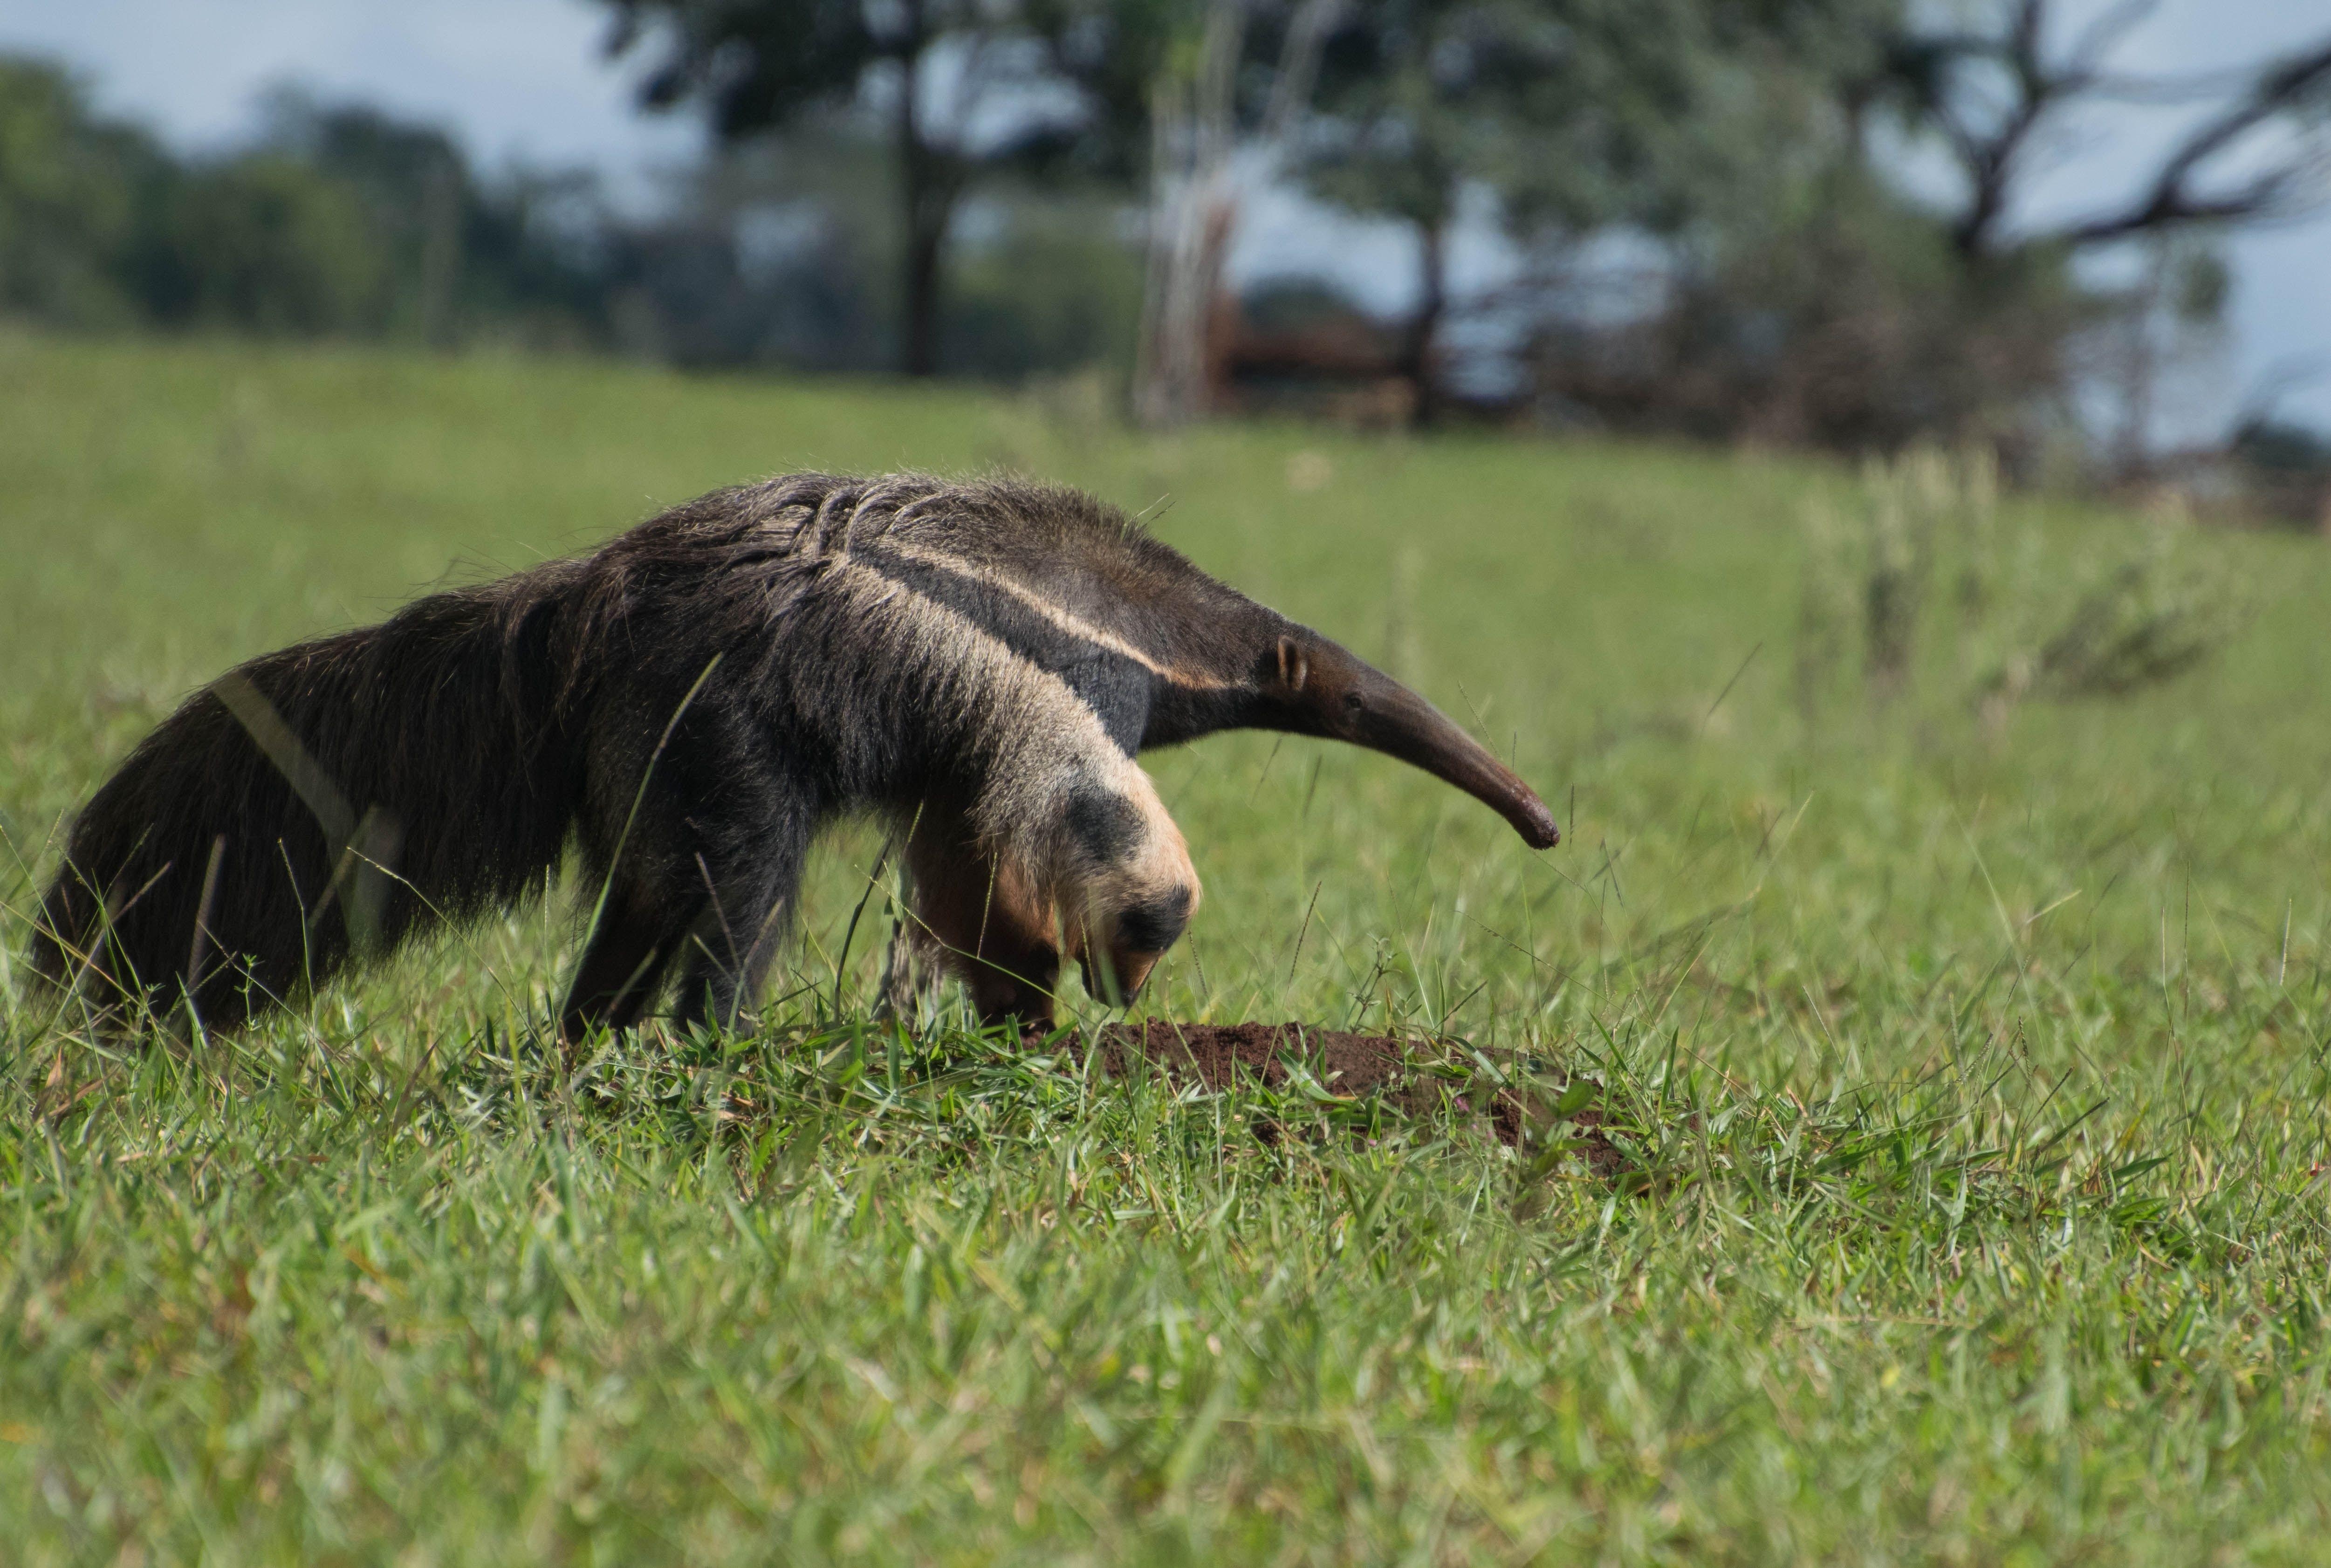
<box><xmin>1092</xmin><ymin>1020</ymin><xmax>1415</xmax><ymax>1098</ymax></box>
<box><xmin>1088</xmin><ymin>1021</ymin><xmax>1619</xmax><ymax>1170</ymax></box>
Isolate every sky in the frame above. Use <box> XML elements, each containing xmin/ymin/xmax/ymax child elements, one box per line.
<box><xmin>4</xmin><ymin>0</ymin><xmax>2326</xmax><ymax>432</ymax></box>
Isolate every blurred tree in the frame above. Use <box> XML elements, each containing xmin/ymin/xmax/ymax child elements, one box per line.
<box><xmin>1296</xmin><ymin>0</ymin><xmax>1699</xmax><ymax>424</ymax></box>
<box><xmin>604</xmin><ymin>126</ymin><xmax>896</xmax><ymax>368</ymax></box>
<box><xmin>2228</xmin><ymin>415</ymin><xmax>2331</xmax><ymax>527</ymax></box>
<box><xmin>946</xmin><ymin>195</ymin><xmax>1146</xmax><ymax>375</ymax></box>
<box><xmin>153</xmin><ymin>152</ymin><xmax>391</xmax><ymax>333</ymax></box>
<box><xmin>615</xmin><ymin>115</ymin><xmax>1142</xmax><ymax>380</ymax></box>
<box><xmin>1512</xmin><ymin>0</ymin><xmax>2331</xmax><ymax>463</ymax></box>
<box><xmin>1497</xmin><ymin>1</ymin><xmax>2008</xmax><ymax>450</ymax></box>
<box><xmin>2094</xmin><ymin>234</ymin><xmax>2229</xmax><ymax>474</ymax></box>
<box><xmin>252</xmin><ymin>92</ymin><xmax>614</xmax><ymax>345</ymax></box>
<box><xmin>1863</xmin><ymin>0</ymin><xmax>2331</xmax><ymax>261</ymax></box>
<box><xmin>254</xmin><ymin>91</ymin><xmax>468</xmax><ymax>340</ymax></box>
<box><xmin>1127</xmin><ymin>0</ymin><xmax>1344</xmax><ymax>426</ymax></box>
<box><xmin>1804</xmin><ymin>0</ymin><xmax>2329</xmax><ymax>466</ymax></box>
<box><xmin>0</xmin><ymin>57</ymin><xmax>171</xmax><ymax>327</ymax></box>
<box><xmin>0</xmin><ymin>60</ymin><xmax>618</xmax><ymax>347</ymax></box>
<box><xmin>600</xmin><ymin>0</ymin><xmax>1114</xmax><ymax>375</ymax></box>
<box><xmin>1520</xmin><ymin>18</ymin><xmax>2103</xmax><ymax>457</ymax></box>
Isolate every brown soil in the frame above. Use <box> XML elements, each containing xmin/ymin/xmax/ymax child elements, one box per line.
<box><xmin>1092</xmin><ymin>1020</ymin><xmax>1420</xmax><ymax>1100</ymax></box>
<box><xmin>1087</xmin><ymin>1020</ymin><xmax>1622</xmax><ymax>1173</ymax></box>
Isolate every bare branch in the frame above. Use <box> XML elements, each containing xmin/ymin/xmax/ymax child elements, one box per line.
<box><xmin>2085</xmin><ymin>68</ymin><xmax>2285</xmax><ymax>107</ymax></box>
<box><xmin>1892</xmin><ymin>0</ymin><xmax>2331</xmax><ymax>258</ymax></box>
<box><xmin>2064</xmin><ymin>0</ymin><xmax>2157</xmax><ymax>75</ymax></box>
<box><xmin>1261</xmin><ymin>0</ymin><xmax>1347</xmax><ymax>146</ymax></box>
<box><xmin>1949</xmin><ymin>0</ymin><xmax>2073</xmax><ymax>255</ymax></box>
<box><xmin>2053</xmin><ymin>38</ymin><xmax>2331</xmax><ymax>248</ymax></box>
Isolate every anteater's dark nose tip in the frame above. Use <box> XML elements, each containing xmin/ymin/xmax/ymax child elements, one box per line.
<box><xmin>1516</xmin><ymin>801</ymin><xmax>1561</xmax><ymax>849</ymax></box>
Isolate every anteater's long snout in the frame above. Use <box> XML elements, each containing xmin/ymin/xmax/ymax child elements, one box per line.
<box><xmin>1275</xmin><ymin>633</ymin><xmax>1559</xmax><ymax>849</ymax></box>
<box><xmin>1349</xmin><ymin>668</ymin><xmax>1561</xmax><ymax>848</ymax></box>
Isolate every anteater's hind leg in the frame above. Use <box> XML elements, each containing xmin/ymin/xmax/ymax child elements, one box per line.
<box><xmin>571</xmin><ymin>685</ymin><xmax>819</xmax><ymax>1040</ymax></box>
<box><xmin>666</xmin><ymin>809</ymin><xmax>816</xmax><ymax>1036</ymax></box>
<box><xmin>560</xmin><ymin>875</ymin><xmax>683</xmax><ymax>1044</ymax></box>
<box><xmin>897</xmin><ymin>810</ymin><xmax>1061</xmax><ymax>1029</ymax></box>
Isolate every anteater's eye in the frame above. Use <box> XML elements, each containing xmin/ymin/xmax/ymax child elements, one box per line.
<box><xmin>1343</xmin><ymin>692</ymin><xmax>1363</xmax><ymax>712</ymax></box>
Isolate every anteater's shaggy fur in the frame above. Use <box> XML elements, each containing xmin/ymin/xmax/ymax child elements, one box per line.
<box><xmin>33</xmin><ymin>472</ymin><xmax>1558</xmax><ymax>1036</ymax></box>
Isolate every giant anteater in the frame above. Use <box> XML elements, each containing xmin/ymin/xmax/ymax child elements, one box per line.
<box><xmin>32</xmin><ymin>472</ymin><xmax>1558</xmax><ymax>1037</ymax></box>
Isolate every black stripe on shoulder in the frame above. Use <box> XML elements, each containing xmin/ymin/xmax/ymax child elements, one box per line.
<box><xmin>855</xmin><ymin>546</ymin><xmax>1153</xmax><ymax>755</ymax></box>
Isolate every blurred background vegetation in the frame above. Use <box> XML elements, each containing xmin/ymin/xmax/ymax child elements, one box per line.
<box><xmin>3</xmin><ymin>0</ymin><xmax>2329</xmax><ymax>515</ymax></box>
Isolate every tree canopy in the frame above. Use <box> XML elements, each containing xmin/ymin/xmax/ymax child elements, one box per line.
<box><xmin>598</xmin><ymin>0</ymin><xmax>1150</xmax><ymax>374</ymax></box>
<box><xmin>8</xmin><ymin>0</ymin><xmax>2331</xmax><ymax>466</ymax></box>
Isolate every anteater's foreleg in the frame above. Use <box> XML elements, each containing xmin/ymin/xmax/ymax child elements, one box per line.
<box><xmin>897</xmin><ymin>808</ymin><xmax>1062</xmax><ymax>1029</ymax></box>
<box><xmin>560</xmin><ymin>874</ymin><xmax>679</xmax><ymax>1043</ymax></box>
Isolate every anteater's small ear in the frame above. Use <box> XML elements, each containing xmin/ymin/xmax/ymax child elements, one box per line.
<box><xmin>1275</xmin><ymin>636</ymin><xmax>1309</xmax><ymax>693</ymax></box>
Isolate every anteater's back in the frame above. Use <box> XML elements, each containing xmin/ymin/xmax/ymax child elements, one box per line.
<box><xmin>28</xmin><ymin>472</ymin><xmax>1229</xmax><ymax>1028</ymax></box>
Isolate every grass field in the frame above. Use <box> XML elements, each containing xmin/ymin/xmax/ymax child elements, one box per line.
<box><xmin>4</xmin><ymin>330</ymin><xmax>2331</xmax><ymax>1564</ymax></box>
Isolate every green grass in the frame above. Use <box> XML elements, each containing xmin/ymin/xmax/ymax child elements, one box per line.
<box><xmin>4</xmin><ymin>330</ymin><xmax>2331</xmax><ymax>1564</ymax></box>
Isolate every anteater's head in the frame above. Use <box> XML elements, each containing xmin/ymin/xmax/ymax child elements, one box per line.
<box><xmin>1049</xmin><ymin>774</ymin><xmax>1202</xmax><ymax>1007</ymax></box>
<box><xmin>1239</xmin><ymin>627</ymin><xmax>1561</xmax><ymax>850</ymax></box>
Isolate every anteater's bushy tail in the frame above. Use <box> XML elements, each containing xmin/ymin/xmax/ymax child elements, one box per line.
<box><xmin>31</xmin><ymin>564</ymin><xmax>592</xmax><ymax>1028</ymax></box>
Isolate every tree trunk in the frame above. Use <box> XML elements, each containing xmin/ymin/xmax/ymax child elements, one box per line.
<box><xmin>1400</xmin><ymin>214</ymin><xmax>1447</xmax><ymax>428</ymax></box>
<box><xmin>894</xmin><ymin>29</ymin><xmax>947</xmax><ymax>378</ymax></box>
<box><xmin>2113</xmin><ymin>248</ymin><xmax>2166</xmax><ymax>481</ymax></box>
<box><xmin>903</xmin><ymin>203</ymin><xmax>946</xmax><ymax>378</ymax></box>
<box><xmin>418</xmin><ymin>152</ymin><xmax>462</xmax><ymax>349</ymax></box>
<box><xmin>1135</xmin><ymin>0</ymin><xmax>1243</xmax><ymax>427</ymax></box>
<box><xmin>1135</xmin><ymin>0</ymin><xmax>1345</xmax><ymax>428</ymax></box>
